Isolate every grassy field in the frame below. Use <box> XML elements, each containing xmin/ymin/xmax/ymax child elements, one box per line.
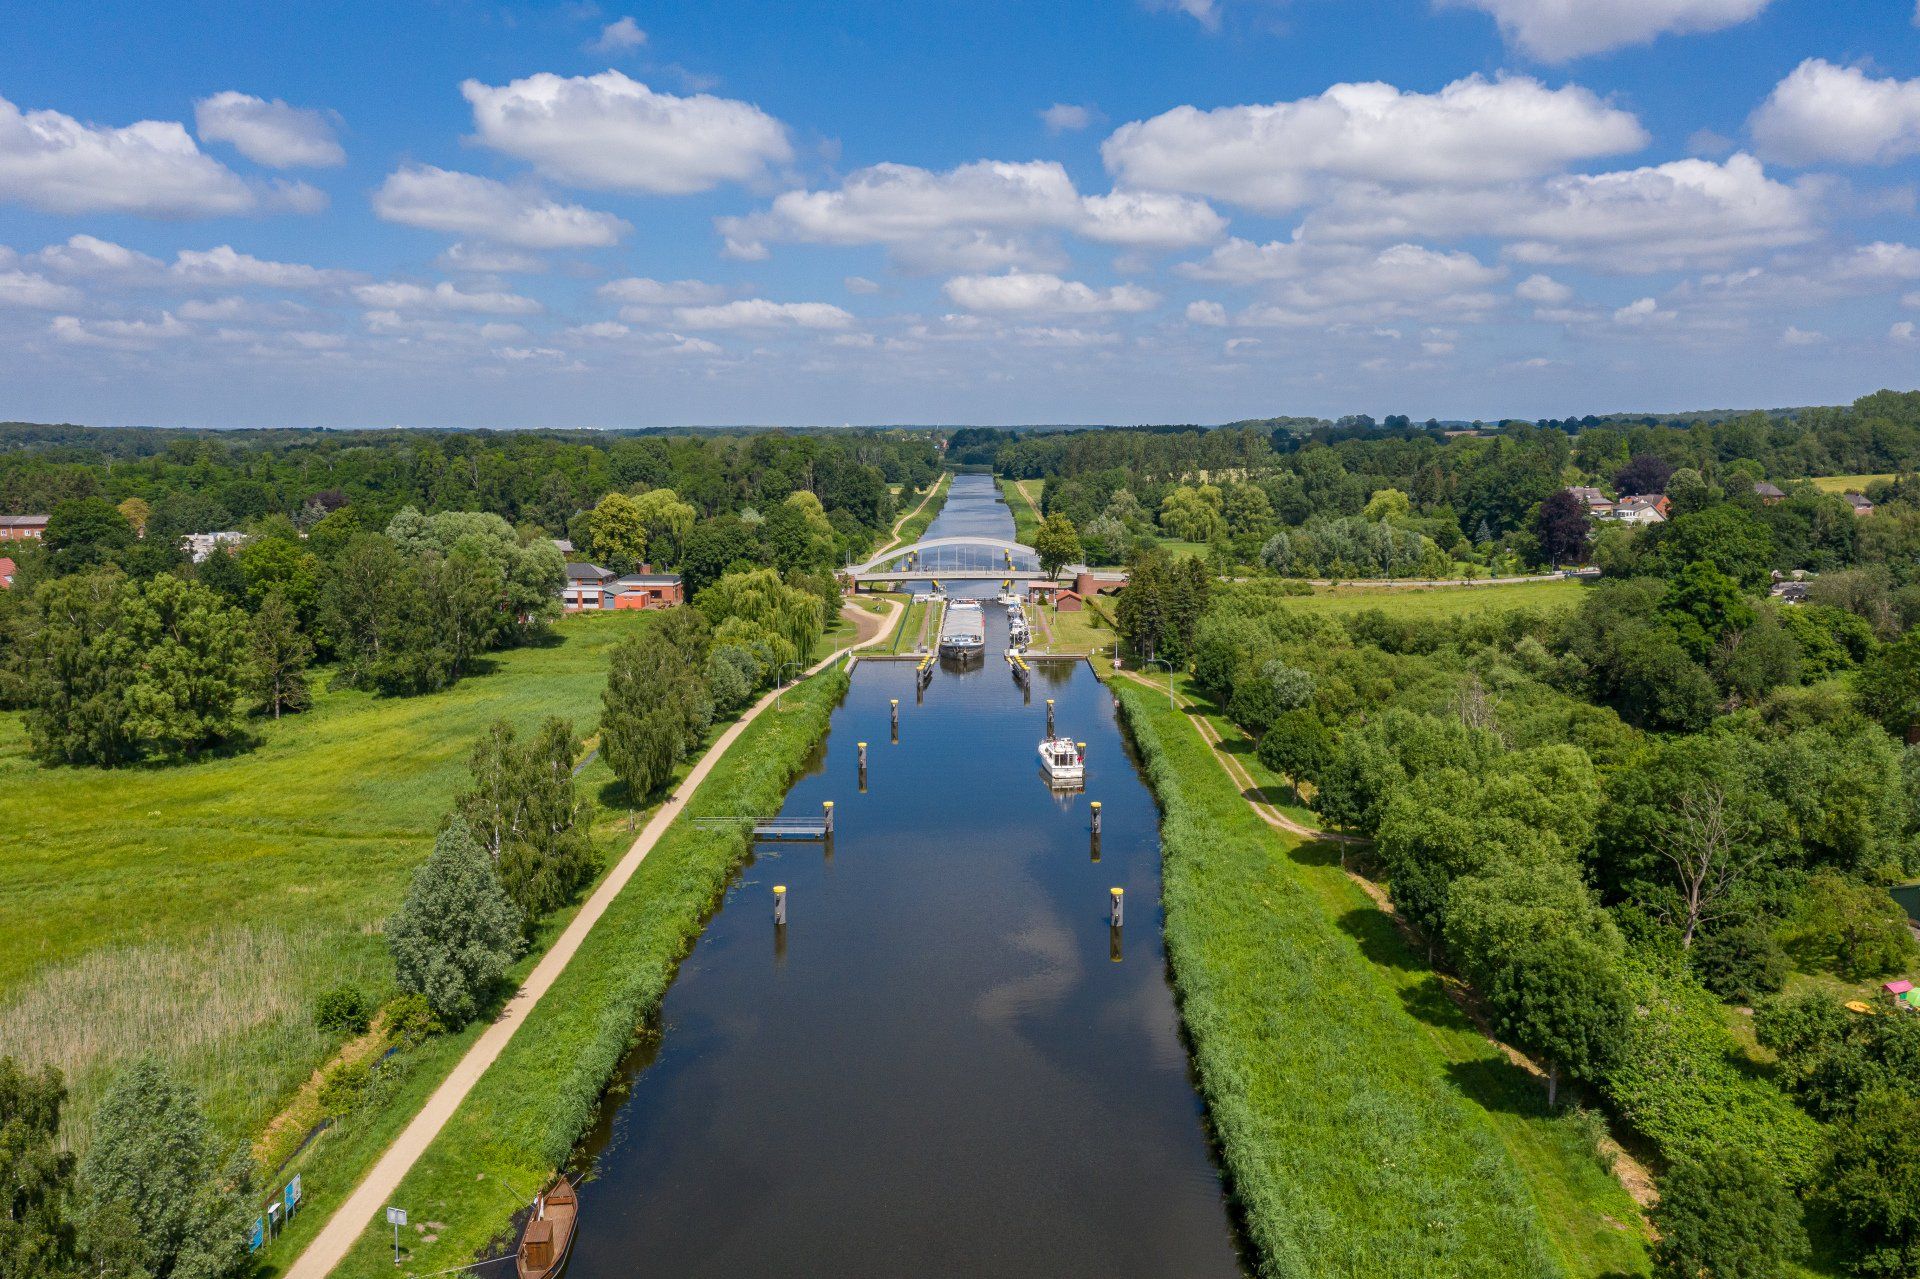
<box><xmin>1809</xmin><ymin>473</ymin><xmax>1893</xmax><ymax>493</ymax></box>
<box><xmin>997</xmin><ymin>476</ymin><xmax>1044</xmax><ymax>545</ymax></box>
<box><xmin>0</xmin><ymin>611</ymin><xmax>659</xmax><ymax>1149</ymax></box>
<box><xmin>1268</xmin><ymin>577</ymin><xmax>1590</xmax><ymax>620</ymax></box>
<box><xmin>1114</xmin><ymin>680</ymin><xmax>1647</xmax><ymax>1278</ymax></box>
<box><xmin>323</xmin><ymin>668</ymin><xmax>848</xmax><ymax>1278</ymax></box>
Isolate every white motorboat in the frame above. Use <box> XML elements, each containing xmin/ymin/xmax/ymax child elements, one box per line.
<box><xmin>1038</xmin><ymin>735</ymin><xmax>1084</xmax><ymax>785</ymax></box>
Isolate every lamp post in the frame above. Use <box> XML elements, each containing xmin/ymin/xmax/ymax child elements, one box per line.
<box><xmin>774</xmin><ymin>661</ymin><xmax>803</xmax><ymax>709</ymax></box>
<box><xmin>1142</xmin><ymin>657</ymin><xmax>1177</xmax><ymax>707</ymax></box>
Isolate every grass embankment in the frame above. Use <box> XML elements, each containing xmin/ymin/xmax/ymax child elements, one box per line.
<box><xmin>324</xmin><ymin>668</ymin><xmax>849</xmax><ymax>1279</ymax></box>
<box><xmin>889</xmin><ymin>471</ymin><xmax>951</xmax><ymax>548</ymax></box>
<box><xmin>1115</xmin><ymin>680</ymin><xmax>1646</xmax><ymax>1278</ymax></box>
<box><xmin>1275</xmin><ymin>577</ymin><xmax>1589</xmax><ymax>620</ymax></box>
<box><xmin>997</xmin><ymin>476</ymin><xmax>1043</xmax><ymax>545</ymax></box>
<box><xmin>0</xmin><ymin>612</ymin><xmax>654</xmax><ymax>1148</ymax></box>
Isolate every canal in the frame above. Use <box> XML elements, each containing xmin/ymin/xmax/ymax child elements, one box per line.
<box><xmin>565</xmin><ymin>476</ymin><xmax>1246</xmax><ymax>1277</ymax></box>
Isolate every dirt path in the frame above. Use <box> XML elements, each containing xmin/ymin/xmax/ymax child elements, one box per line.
<box><xmin>283</xmin><ymin>597</ymin><xmax>901</xmax><ymax>1279</ymax></box>
<box><xmin>1007</xmin><ymin>477</ymin><xmax>1042</xmax><ymax>527</ymax></box>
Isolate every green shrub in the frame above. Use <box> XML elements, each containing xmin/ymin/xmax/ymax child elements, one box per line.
<box><xmin>314</xmin><ymin>984</ymin><xmax>374</xmax><ymax>1036</ymax></box>
<box><xmin>1690</xmin><ymin>923</ymin><xmax>1789</xmax><ymax>1004</ymax></box>
<box><xmin>382</xmin><ymin>993</ymin><xmax>439</xmax><ymax>1050</ymax></box>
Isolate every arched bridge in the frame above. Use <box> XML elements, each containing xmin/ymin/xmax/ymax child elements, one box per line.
<box><xmin>847</xmin><ymin>536</ymin><xmax>1052</xmax><ymax>586</ymax></box>
<box><xmin>851</xmin><ymin>536</ymin><xmax>1037</xmax><ymax>575</ymax></box>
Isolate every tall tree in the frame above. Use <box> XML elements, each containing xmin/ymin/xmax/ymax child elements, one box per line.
<box><xmin>248</xmin><ymin>589</ymin><xmax>312</xmax><ymax>719</ymax></box>
<box><xmin>0</xmin><ymin>1058</ymin><xmax>81</xmax><ymax>1279</ymax></box>
<box><xmin>1532</xmin><ymin>489</ymin><xmax>1589</xmax><ymax>566</ymax></box>
<box><xmin>601</xmin><ymin>621</ymin><xmax>712</xmax><ymax>802</ymax></box>
<box><xmin>586</xmin><ymin>492</ymin><xmax>649</xmax><ymax>573</ymax></box>
<box><xmin>1032</xmin><ymin>514</ymin><xmax>1083</xmax><ymax>580</ymax></box>
<box><xmin>387</xmin><ymin>818</ymin><xmax>523</xmax><ymax>1027</ymax></box>
<box><xmin>78</xmin><ymin>1059</ymin><xmax>253</xmax><ymax>1279</ymax></box>
<box><xmin>1485</xmin><ymin>931</ymin><xmax>1628</xmax><ymax>1106</ymax></box>
<box><xmin>455</xmin><ymin>718</ymin><xmax>596</xmax><ymax>926</ymax></box>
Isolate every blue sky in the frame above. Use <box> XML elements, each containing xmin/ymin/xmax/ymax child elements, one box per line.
<box><xmin>0</xmin><ymin>0</ymin><xmax>1916</xmax><ymax>428</ymax></box>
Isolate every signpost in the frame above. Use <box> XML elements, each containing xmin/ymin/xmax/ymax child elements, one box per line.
<box><xmin>249</xmin><ymin>1218</ymin><xmax>264</xmax><ymax>1253</ymax></box>
<box><xmin>385</xmin><ymin>1206</ymin><xmax>408</xmax><ymax>1266</ymax></box>
<box><xmin>284</xmin><ymin>1175</ymin><xmax>301</xmax><ymax>1218</ymax></box>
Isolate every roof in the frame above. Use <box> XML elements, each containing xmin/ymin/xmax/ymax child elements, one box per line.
<box><xmin>0</xmin><ymin>514</ymin><xmax>48</xmax><ymax>527</ymax></box>
<box><xmin>564</xmin><ymin>562</ymin><xmax>614</xmax><ymax>582</ymax></box>
<box><xmin>1845</xmin><ymin>492</ymin><xmax>1874</xmax><ymax>508</ymax></box>
<box><xmin>1754</xmin><ymin>481</ymin><xmax>1787</xmax><ymax>497</ymax></box>
<box><xmin>1566</xmin><ymin>486</ymin><xmax>1610</xmax><ymax>503</ymax></box>
<box><xmin>552</xmin><ymin>538</ymin><xmax>574</xmax><ymax>553</ymax></box>
<box><xmin>1886</xmin><ymin>980</ymin><xmax>1914</xmax><ymax>995</ymax></box>
<box><xmin>614</xmin><ymin>573</ymin><xmax>682</xmax><ymax>587</ymax></box>
<box><xmin>0</xmin><ymin>556</ymin><xmax>14</xmax><ymax>580</ymax></box>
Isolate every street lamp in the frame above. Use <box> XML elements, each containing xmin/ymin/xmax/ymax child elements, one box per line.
<box><xmin>1141</xmin><ymin>657</ymin><xmax>1177</xmax><ymax>707</ymax></box>
<box><xmin>774</xmin><ymin>660</ymin><xmax>803</xmax><ymax>709</ymax></box>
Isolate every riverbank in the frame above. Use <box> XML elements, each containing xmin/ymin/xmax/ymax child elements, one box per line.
<box><xmin>1112</xmin><ymin>679</ymin><xmax>1638</xmax><ymax>1278</ymax></box>
<box><xmin>315</xmin><ymin>665</ymin><xmax>849</xmax><ymax>1277</ymax></box>
<box><xmin>881</xmin><ymin>471</ymin><xmax>951</xmax><ymax>552</ymax></box>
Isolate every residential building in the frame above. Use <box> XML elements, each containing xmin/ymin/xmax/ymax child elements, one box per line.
<box><xmin>562</xmin><ymin>562</ymin><xmax>617</xmax><ymax>611</ymax></box>
<box><xmin>1754</xmin><ymin>481</ymin><xmax>1787</xmax><ymax>505</ymax></box>
<box><xmin>1844</xmin><ymin>492</ymin><xmax>1875</xmax><ymax>516</ymax></box>
<box><xmin>183</xmin><ymin>531</ymin><xmax>246</xmax><ymax>563</ymax></box>
<box><xmin>611</xmin><ymin>572</ymin><xmax>685</xmax><ymax>609</ymax></box>
<box><xmin>1611</xmin><ymin>495</ymin><xmax>1669</xmax><ymax>525</ymax></box>
<box><xmin>1565</xmin><ymin>486</ymin><xmax>1615</xmax><ymax>516</ymax></box>
<box><xmin>0</xmin><ymin>557</ymin><xmax>14</xmax><ymax>588</ymax></box>
<box><xmin>0</xmin><ymin>514</ymin><xmax>48</xmax><ymax>542</ymax></box>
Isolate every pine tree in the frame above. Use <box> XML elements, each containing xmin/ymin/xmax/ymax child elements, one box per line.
<box><xmin>248</xmin><ymin>590</ymin><xmax>312</xmax><ymax>719</ymax></box>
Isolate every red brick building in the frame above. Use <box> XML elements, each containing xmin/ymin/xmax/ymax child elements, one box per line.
<box><xmin>0</xmin><ymin>515</ymin><xmax>48</xmax><ymax>542</ymax></box>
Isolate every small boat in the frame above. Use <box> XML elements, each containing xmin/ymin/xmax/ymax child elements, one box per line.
<box><xmin>516</xmin><ymin>1176</ymin><xmax>577</xmax><ymax>1279</ymax></box>
<box><xmin>1038</xmin><ymin>735</ymin><xmax>1084</xmax><ymax>786</ymax></box>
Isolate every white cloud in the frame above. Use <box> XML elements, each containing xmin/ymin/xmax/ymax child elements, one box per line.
<box><xmin>843</xmin><ymin>275</ymin><xmax>881</xmax><ymax>294</ymax></box>
<box><xmin>462</xmin><ymin>71</ymin><xmax>791</xmax><ymax>194</ymax></box>
<box><xmin>1102</xmin><ymin>74</ymin><xmax>1646</xmax><ymax>213</ymax></box>
<box><xmin>1751</xmin><ymin>60</ymin><xmax>1920</xmax><ymax>166</ymax></box>
<box><xmin>1040</xmin><ymin>103</ymin><xmax>1096</xmax><ymax>134</ymax></box>
<box><xmin>1233</xmin><ymin>244</ymin><xmax>1506</xmax><ymax>324</ymax></box>
<box><xmin>942</xmin><ymin>270</ymin><xmax>1160</xmax><ymax>315</ymax></box>
<box><xmin>597</xmin><ymin>277</ymin><xmax>728</xmax><ymax>306</ymax></box>
<box><xmin>672</xmin><ymin>299</ymin><xmax>855</xmax><ymax>329</ymax></box>
<box><xmin>193</xmin><ymin>92</ymin><xmax>344</xmax><ymax>168</ymax></box>
<box><xmin>567</xmin><ymin>320</ymin><xmax>631</xmax><ymax>339</ymax></box>
<box><xmin>50</xmin><ymin>311</ymin><xmax>190</xmax><ymax>347</ymax></box>
<box><xmin>589</xmin><ymin>17</ymin><xmax>648</xmax><ymax>54</ymax></box>
<box><xmin>0</xmin><ymin>269</ymin><xmax>82</xmax><ymax>309</ymax></box>
<box><xmin>172</xmin><ymin>245</ymin><xmax>346</xmax><ymax>288</ymax></box>
<box><xmin>1780</xmin><ymin>325</ymin><xmax>1825</xmax><ymax>345</ymax></box>
<box><xmin>1515</xmin><ymin>273</ymin><xmax>1572</xmax><ymax>303</ymax></box>
<box><xmin>176</xmin><ymin>295</ymin><xmax>250</xmax><ymax>321</ymax></box>
<box><xmin>720</xmin><ymin>159</ymin><xmax>1223</xmax><ymax>264</ymax></box>
<box><xmin>435</xmin><ymin>242</ymin><xmax>546</xmax><ymax>274</ymax></box>
<box><xmin>33</xmin><ymin>234</ymin><xmax>165</xmax><ymax>279</ymax></box>
<box><xmin>1308</xmin><ymin>153</ymin><xmax>1819</xmax><ymax>272</ymax></box>
<box><xmin>1186</xmin><ymin>299</ymin><xmax>1228</xmax><ymax>325</ymax></box>
<box><xmin>0</xmin><ymin>91</ymin><xmax>320</xmax><ymax>217</ymax></box>
<box><xmin>351</xmin><ymin>281</ymin><xmax>542</xmax><ymax>315</ymax></box>
<box><xmin>372</xmin><ymin>165</ymin><xmax>628</xmax><ymax>248</ymax></box>
<box><xmin>1438</xmin><ymin>0</ymin><xmax>1771</xmax><ymax>61</ymax></box>
<box><xmin>1613</xmin><ymin>296</ymin><xmax>1674</xmax><ymax>324</ymax></box>
<box><xmin>1893</xmin><ymin>320</ymin><xmax>1916</xmax><ymax>342</ymax></box>
<box><xmin>1147</xmin><ymin>0</ymin><xmax>1221</xmax><ymax>30</ymax></box>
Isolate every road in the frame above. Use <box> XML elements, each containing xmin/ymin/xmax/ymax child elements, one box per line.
<box><xmin>283</xmin><ymin>597</ymin><xmax>901</xmax><ymax>1279</ymax></box>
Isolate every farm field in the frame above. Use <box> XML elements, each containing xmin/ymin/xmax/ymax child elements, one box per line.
<box><xmin>1809</xmin><ymin>473</ymin><xmax>1894</xmax><ymax>493</ymax></box>
<box><xmin>1114</xmin><ymin>681</ymin><xmax>1651</xmax><ymax>1278</ymax></box>
<box><xmin>0</xmin><ymin>610</ymin><xmax>655</xmax><ymax>1147</ymax></box>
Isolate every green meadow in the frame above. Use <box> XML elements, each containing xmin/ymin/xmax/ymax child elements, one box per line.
<box><xmin>0</xmin><ymin>610</ymin><xmax>654</xmax><ymax>1147</ymax></box>
<box><xmin>1274</xmin><ymin>577</ymin><xmax>1590</xmax><ymax>620</ymax></box>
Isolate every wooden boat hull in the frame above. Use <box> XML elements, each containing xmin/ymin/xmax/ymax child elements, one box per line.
<box><xmin>516</xmin><ymin>1176</ymin><xmax>577</xmax><ymax>1279</ymax></box>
